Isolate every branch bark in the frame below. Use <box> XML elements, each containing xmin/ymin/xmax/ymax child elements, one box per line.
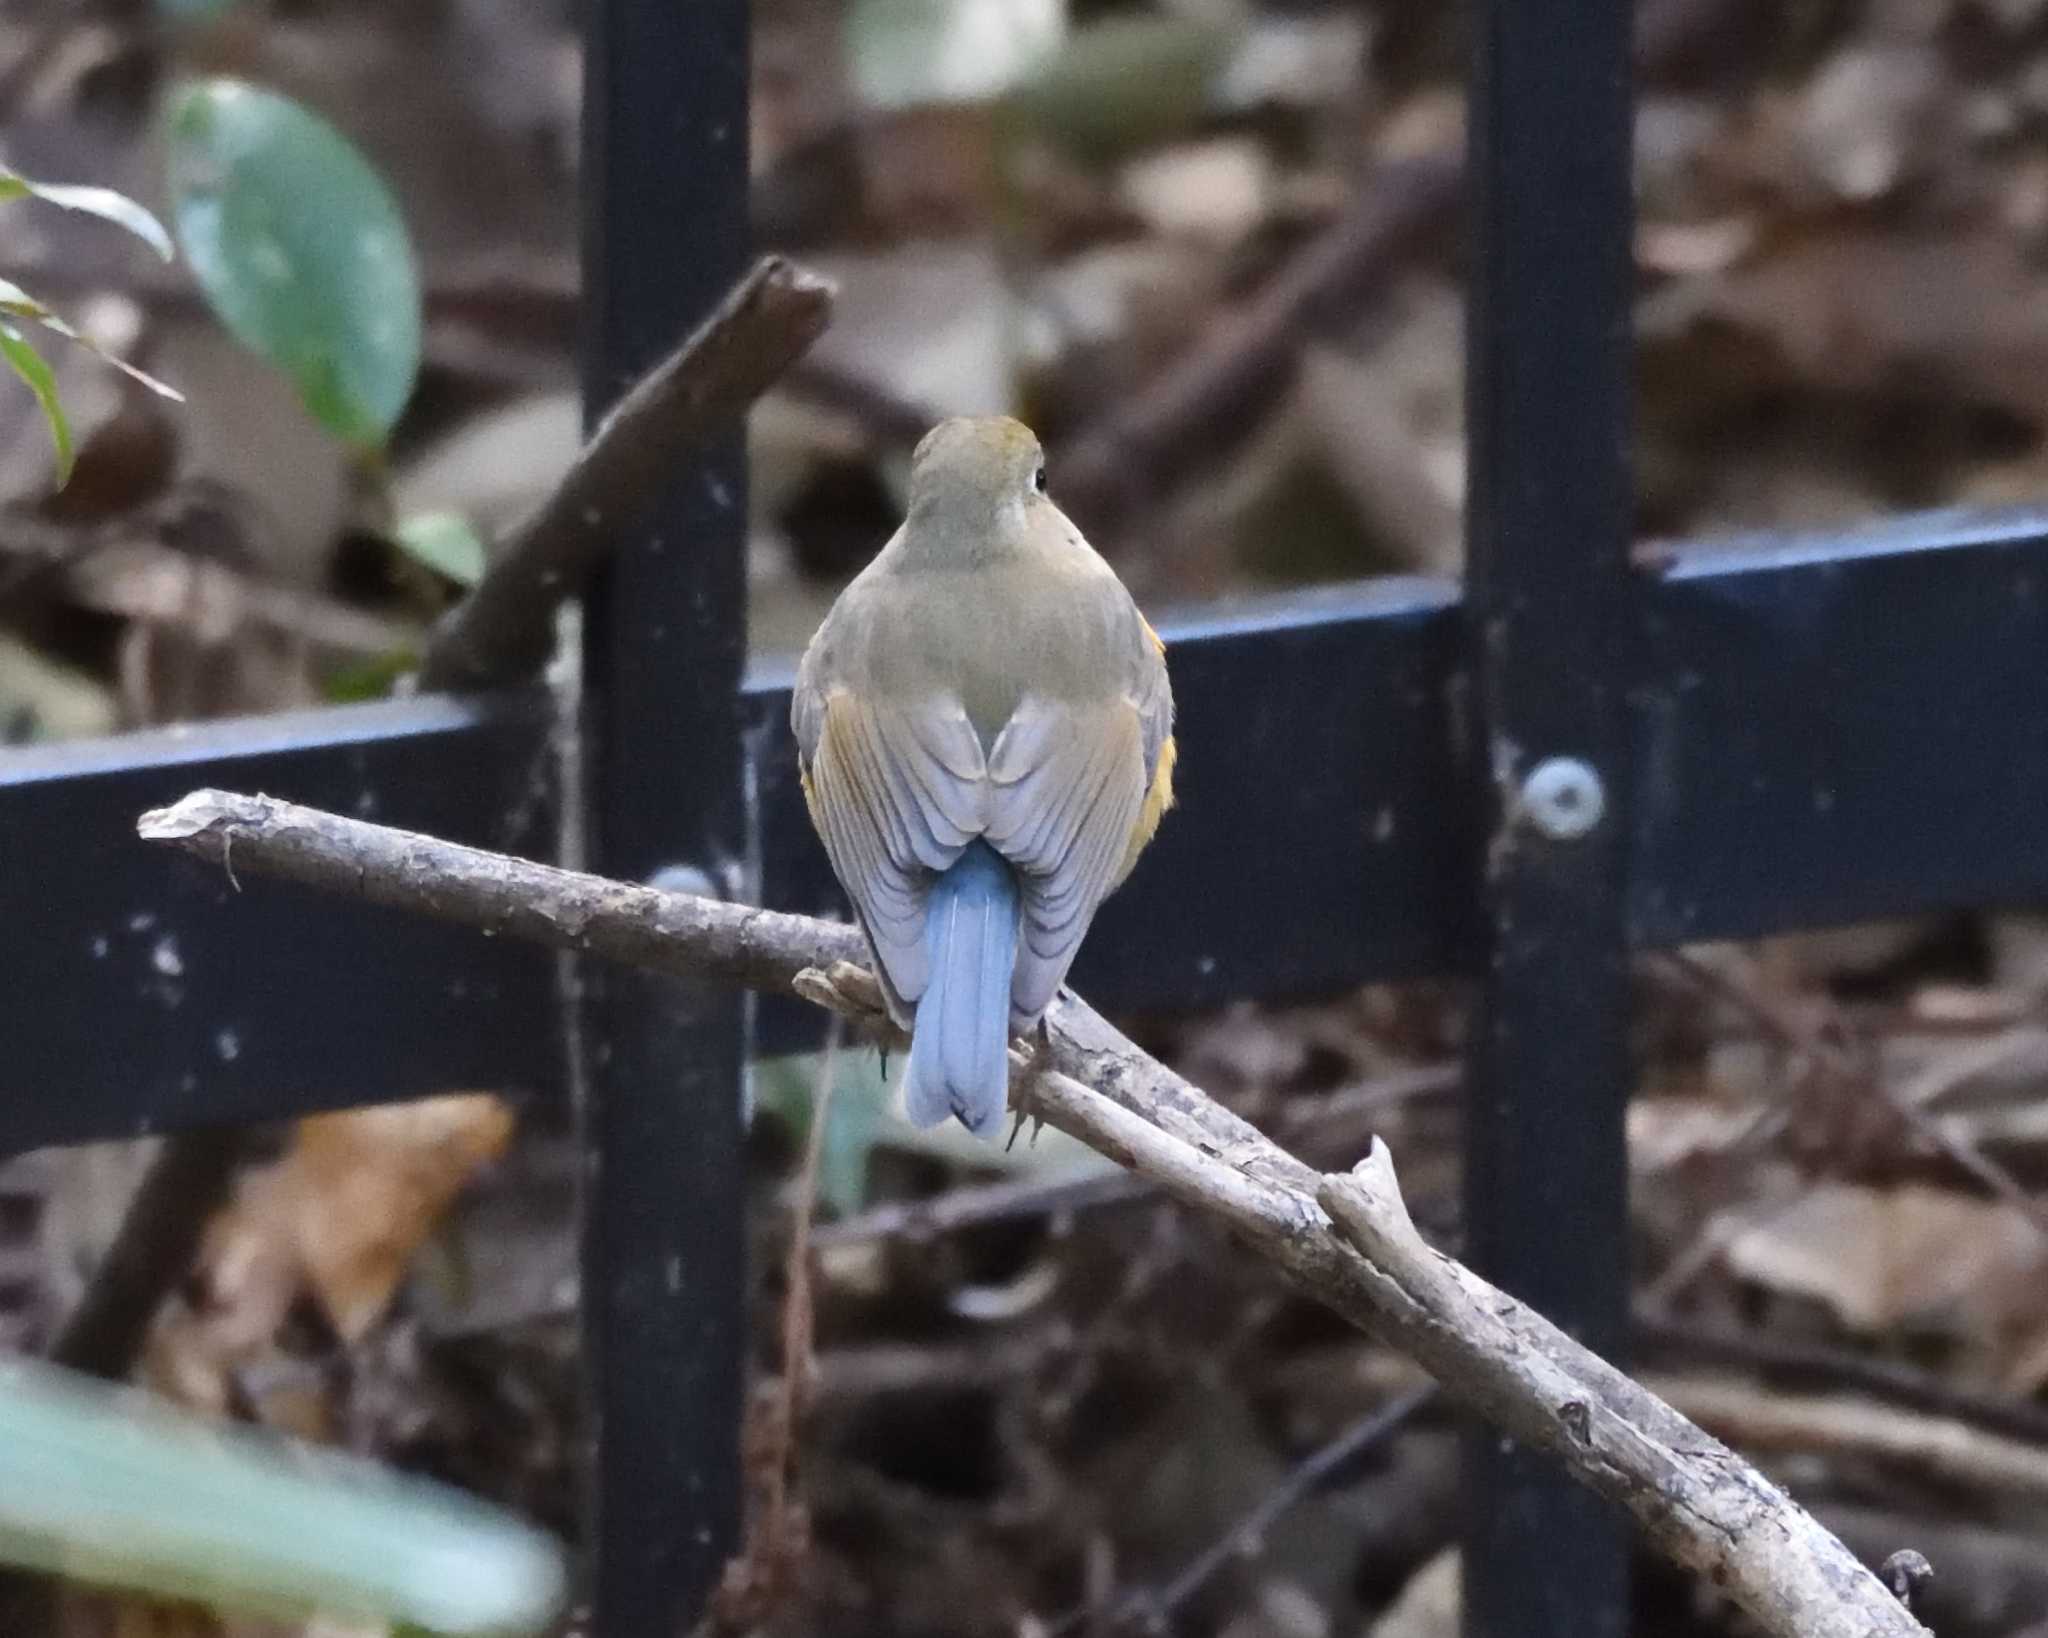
<box><xmin>137</xmin><ymin>787</ymin><xmax>1929</xmax><ymax>1638</ymax></box>
<box><xmin>417</xmin><ymin>254</ymin><xmax>836</xmax><ymax>692</ymax></box>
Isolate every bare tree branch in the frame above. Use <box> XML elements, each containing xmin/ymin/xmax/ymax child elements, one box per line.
<box><xmin>35</xmin><ymin>256</ymin><xmax>837</xmax><ymax>1406</ymax></box>
<box><xmin>418</xmin><ymin>255</ymin><xmax>836</xmax><ymax>692</ymax></box>
<box><xmin>137</xmin><ymin>786</ymin><xmax>1929</xmax><ymax>1638</ymax></box>
<box><xmin>48</xmin><ymin>1129</ymin><xmax>241</xmax><ymax>1379</ymax></box>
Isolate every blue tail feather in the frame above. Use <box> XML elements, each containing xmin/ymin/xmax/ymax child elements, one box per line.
<box><xmin>905</xmin><ymin>841</ymin><xmax>1019</xmax><ymax>1138</ymax></box>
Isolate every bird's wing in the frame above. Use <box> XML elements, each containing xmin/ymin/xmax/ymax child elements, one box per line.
<box><xmin>1117</xmin><ymin>613</ymin><xmax>1177</xmax><ymax>886</ymax></box>
<box><xmin>1134</xmin><ymin>614</ymin><xmax>1174</xmax><ymax>786</ymax></box>
<box><xmin>985</xmin><ymin>694</ymin><xmax>1149</xmax><ymax>1024</ymax></box>
<box><xmin>796</xmin><ymin>686</ymin><xmax>989</xmax><ymax>1018</ymax></box>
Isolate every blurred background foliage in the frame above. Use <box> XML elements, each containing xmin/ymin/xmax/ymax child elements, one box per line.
<box><xmin>4</xmin><ymin>0</ymin><xmax>2048</xmax><ymax>1634</ymax></box>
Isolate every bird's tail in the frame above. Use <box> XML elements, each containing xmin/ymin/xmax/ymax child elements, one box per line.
<box><xmin>905</xmin><ymin>840</ymin><xmax>1020</xmax><ymax>1139</ymax></box>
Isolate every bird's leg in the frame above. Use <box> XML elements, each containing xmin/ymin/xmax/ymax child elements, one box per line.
<box><xmin>1003</xmin><ymin>1021</ymin><xmax>1054</xmax><ymax>1149</ymax></box>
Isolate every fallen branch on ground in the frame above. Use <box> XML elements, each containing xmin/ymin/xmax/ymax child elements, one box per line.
<box><xmin>1050</xmin><ymin>0</ymin><xmax>1758</xmax><ymax>544</ymax></box>
<box><xmin>1654</xmin><ymin>1374</ymin><xmax>2048</xmax><ymax>1503</ymax></box>
<box><xmin>137</xmin><ymin>788</ymin><xmax>1930</xmax><ymax>1638</ymax></box>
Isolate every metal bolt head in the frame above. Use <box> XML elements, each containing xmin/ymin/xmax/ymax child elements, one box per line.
<box><xmin>648</xmin><ymin>863</ymin><xmax>721</xmax><ymax>899</ymax></box>
<box><xmin>1519</xmin><ymin>756</ymin><xmax>1606</xmax><ymax>841</ymax></box>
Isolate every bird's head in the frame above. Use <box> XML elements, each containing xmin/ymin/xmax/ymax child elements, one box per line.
<box><xmin>905</xmin><ymin>416</ymin><xmax>1048</xmax><ymax>535</ymax></box>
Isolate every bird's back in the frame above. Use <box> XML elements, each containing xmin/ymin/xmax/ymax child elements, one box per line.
<box><xmin>817</xmin><ymin>527</ymin><xmax>1154</xmax><ymax>751</ymax></box>
<box><xmin>791</xmin><ymin>431</ymin><xmax>1173</xmax><ymax>1139</ymax></box>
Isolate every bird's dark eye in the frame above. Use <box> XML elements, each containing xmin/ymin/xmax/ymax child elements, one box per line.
<box><xmin>1033</xmin><ymin>464</ymin><xmax>1047</xmax><ymax>492</ymax></box>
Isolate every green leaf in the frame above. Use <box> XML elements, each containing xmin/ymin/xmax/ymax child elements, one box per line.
<box><xmin>0</xmin><ymin>276</ymin><xmax>52</xmax><ymax>320</ymax></box>
<box><xmin>0</xmin><ymin>170</ymin><xmax>175</xmax><ymax>260</ymax></box>
<box><xmin>165</xmin><ymin>78</ymin><xmax>422</xmax><ymax>448</ymax></box>
<box><xmin>0</xmin><ymin>322</ymin><xmax>72</xmax><ymax>485</ymax></box>
<box><xmin>753</xmin><ymin>1051</ymin><xmax>895</xmax><ymax>1215</ymax></box>
<box><xmin>395</xmin><ymin>509</ymin><xmax>487</xmax><ymax>588</ymax></box>
<box><xmin>321</xmin><ymin>648</ymin><xmax>419</xmax><ymax>703</ymax></box>
<box><xmin>0</xmin><ymin>275</ymin><xmax>184</xmax><ymax>403</ymax></box>
<box><xmin>1003</xmin><ymin>15</ymin><xmax>1237</xmax><ymax>166</ymax></box>
<box><xmin>0</xmin><ymin>1357</ymin><xmax>566</xmax><ymax>1633</ymax></box>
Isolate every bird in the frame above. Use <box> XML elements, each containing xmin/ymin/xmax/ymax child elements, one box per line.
<box><xmin>792</xmin><ymin>416</ymin><xmax>1176</xmax><ymax>1138</ymax></box>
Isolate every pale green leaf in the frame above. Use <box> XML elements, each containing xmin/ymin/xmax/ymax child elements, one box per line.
<box><xmin>1003</xmin><ymin>15</ymin><xmax>1238</xmax><ymax>165</ymax></box>
<box><xmin>0</xmin><ymin>170</ymin><xmax>174</xmax><ymax>260</ymax></box>
<box><xmin>0</xmin><ymin>276</ymin><xmax>51</xmax><ymax>319</ymax></box>
<box><xmin>165</xmin><ymin>78</ymin><xmax>422</xmax><ymax>448</ymax></box>
<box><xmin>0</xmin><ymin>276</ymin><xmax>183</xmax><ymax>401</ymax></box>
<box><xmin>0</xmin><ymin>322</ymin><xmax>72</xmax><ymax>485</ymax></box>
<box><xmin>0</xmin><ymin>1357</ymin><xmax>566</xmax><ymax>1634</ymax></box>
<box><xmin>395</xmin><ymin>510</ymin><xmax>487</xmax><ymax>588</ymax></box>
<box><xmin>755</xmin><ymin>1050</ymin><xmax>896</xmax><ymax>1215</ymax></box>
<box><xmin>322</xmin><ymin>648</ymin><xmax>418</xmax><ymax>703</ymax></box>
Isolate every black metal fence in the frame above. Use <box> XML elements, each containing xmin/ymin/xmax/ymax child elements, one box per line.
<box><xmin>5</xmin><ymin>0</ymin><xmax>2048</xmax><ymax>1634</ymax></box>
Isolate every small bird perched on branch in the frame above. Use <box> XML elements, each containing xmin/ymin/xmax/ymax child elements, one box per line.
<box><xmin>793</xmin><ymin>416</ymin><xmax>1176</xmax><ymax>1137</ymax></box>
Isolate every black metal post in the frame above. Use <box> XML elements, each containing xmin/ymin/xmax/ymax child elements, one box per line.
<box><xmin>1461</xmin><ymin>0</ymin><xmax>1635</xmax><ymax>1633</ymax></box>
<box><xmin>580</xmin><ymin>1</ymin><xmax>749</xmax><ymax>1632</ymax></box>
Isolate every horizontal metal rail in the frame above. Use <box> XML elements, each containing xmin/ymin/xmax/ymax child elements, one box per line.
<box><xmin>6</xmin><ymin>502</ymin><xmax>2047</xmax><ymax>1144</ymax></box>
<box><xmin>0</xmin><ymin>693</ymin><xmax>563</xmax><ymax>1151</ymax></box>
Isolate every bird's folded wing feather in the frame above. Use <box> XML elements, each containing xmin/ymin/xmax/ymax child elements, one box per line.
<box><xmin>795</xmin><ymin>688</ymin><xmax>988</xmax><ymax>1016</ymax></box>
<box><xmin>986</xmin><ymin>696</ymin><xmax>1148</xmax><ymax>1022</ymax></box>
<box><xmin>1118</xmin><ymin>616</ymin><xmax>1177</xmax><ymax>885</ymax></box>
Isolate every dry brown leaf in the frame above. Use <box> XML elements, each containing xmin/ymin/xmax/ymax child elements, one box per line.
<box><xmin>1627</xmin><ymin>1097</ymin><xmax>1766</xmax><ymax>1175</ymax></box>
<box><xmin>1720</xmin><ymin>1182</ymin><xmax>2048</xmax><ymax>1361</ymax></box>
<box><xmin>141</xmin><ymin>1094</ymin><xmax>515</xmax><ymax>1423</ymax></box>
<box><xmin>141</xmin><ymin>1167</ymin><xmax>302</xmax><ymax>1419</ymax></box>
<box><xmin>1640</xmin><ymin>226</ymin><xmax>2048</xmax><ymax>430</ymax></box>
<box><xmin>285</xmin><ymin>1095</ymin><xmax>517</xmax><ymax>1343</ymax></box>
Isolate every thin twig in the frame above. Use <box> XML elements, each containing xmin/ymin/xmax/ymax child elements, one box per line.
<box><xmin>1053</xmin><ymin>1385</ymin><xmax>1439</xmax><ymax>1636</ymax></box>
<box><xmin>1656</xmin><ymin>1373</ymin><xmax>2048</xmax><ymax>1501</ymax></box>
<box><xmin>418</xmin><ymin>255</ymin><xmax>835</xmax><ymax>691</ymax></box>
<box><xmin>812</xmin><ymin>1063</ymin><xmax>1457</xmax><ymax>1247</ymax></box>
<box><xmin>47</xmin><ymin>1129</ymin><xmax>241</xmax><ymax>1378</ymax></box>
<box><xmin>1050</xmin><ymin>0</ymin><xmax>1756</xmax><ymax>543</ymax></box>
<box><xmin>782</xmin><ymin>1020</ymin><xmax>840</xmax><ymax>1442</ymax></box>
<box><xmin>1826</xmin><ymin>1505</ymin><xmax>2040</xmax><ymax>1635</ymax></box>
<box><xmin>1659</xmin><ymin>950</ymin><xmax>2048</xmax><ymax>1242</ymax></box>
<box><xmin>718</xmin><ymin>1019</ymin><xmax>842</xmax><ymax>1627</ymax></box>
<box><xmin>1635</xmin><ymin>1314</ymin><xmax>2048</xmax><ymax>1447</ymax></box>
<box><xmin>137</xmin><ymin>789</ymin><xmax>1933</xmax><ymax>1638</ymax></box>
<box><xmin>1053</xmin><ymin>157</ymin><xmax>1461</xmax><ymax>541</ymax></box>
